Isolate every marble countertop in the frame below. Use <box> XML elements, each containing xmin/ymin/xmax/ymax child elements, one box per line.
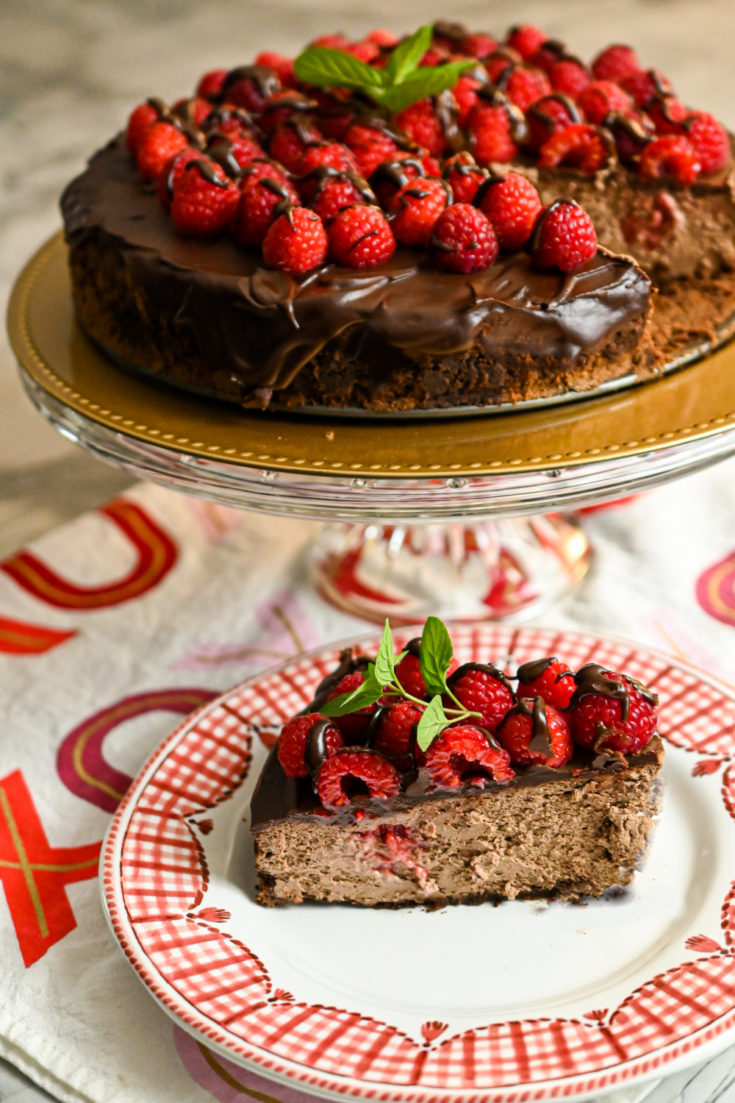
<box><xmin>2</xmin><ymin>2</ymin><xmax>735</xmax><ymax>1101</ymax></box>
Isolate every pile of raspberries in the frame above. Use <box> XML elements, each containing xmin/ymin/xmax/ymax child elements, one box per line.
<box><xmin>125</xmin><ymin>22</ymin><xmax>729</xmax><ymax>277</ymax></box>
<box><xmin>276</xmin><ymin>648</ymin><xmax>659</xmax><ymax>811</ymax></box>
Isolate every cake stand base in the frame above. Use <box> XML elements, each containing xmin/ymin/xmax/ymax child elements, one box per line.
<box><xmin>312</xmin><ymin>513</ymin><xmax>592</xmax><ymax>624</ymax></box>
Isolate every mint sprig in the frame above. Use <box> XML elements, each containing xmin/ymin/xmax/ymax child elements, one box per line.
<box><xmin>293</xmin><ymin>24</ymin><xmax>476</xmax><ymax>115</ymax></box>
<box><xmin>319</xmin><ymin>616</ymin><xmax>481</xmax><ymax>753</ymax></box>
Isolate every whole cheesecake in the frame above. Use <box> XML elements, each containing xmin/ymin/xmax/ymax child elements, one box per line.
<box><xmin>250</xmin><ymin>625</ymin><xmax>665</xmax><ymax>907</ymax></box>
<box><xmin>60</xmin><ymin>21</ymin><xmax>735</xmax><ymax>413</ymax></box>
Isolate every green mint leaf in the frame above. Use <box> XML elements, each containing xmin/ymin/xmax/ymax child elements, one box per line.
<box><xmin>319</xmin><ymin>675</ymin><xmax>383</xmax><ymax>716</ymax></box>
<box><xmin>386</xmin><ymin>24</ymin><xmax>433</xmax><ymax>85</ymax></box>
<box><xmin>380</xmin><ymin>59</ymin><xmax>476</xmax><ymax>113</ymax></box>
<box><xmin>373</xmin><ymin>619</ymin><xmax>397</xmax><ymax>686</ymax></box>
<box><xmin>293</xmin><ymin>45</ymin><xmax>386</xmax><ymax>96</ymax></box>
<box><xmin>416</xmin><ymin>694</ymin><xmax>450</xmax><ymax>752</ymax></box>
<box><xmin>418</xmin><ymin>615</ymin><xmax>454</xmax><ymax>698</ymax></box>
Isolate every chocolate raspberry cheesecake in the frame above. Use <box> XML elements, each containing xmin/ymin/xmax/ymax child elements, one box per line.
<box><xmin>250</xmin><ymin>620</ymin><xmax>665</xmax><ymax>907</ymax></box>
<box><xmin>60</xmin><ymin>22</ymin><xmax>735</xmax><ymax>413</ymax></box>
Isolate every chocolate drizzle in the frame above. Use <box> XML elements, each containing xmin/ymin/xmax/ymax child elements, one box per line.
<box><xmin>516</xmin><ymin>656</ymin><xmax>573</xmax><ymax>685</ymax></box>
<box><xmin>527</xmin><ymin>93</ymin><xmax>582</xmax><ymax>136</ymax></box>
<box><xmin>527</xmin><ymin>197</ymin><xmax>578</xmax><ymax>254</ymax></box>
<box><xmin>305</xmin><ymin>718</ymin><xmax>339</xmax><ymax>774</ymax></box>
<box><xmin>501</xmin><ymin>696</ymin><xmax>555</xmax><ymax>758</ymax></box>
<box><xmin>476</xmin><ymin>87</ymin><xmax>529</xmax><ymax>145</ymax></box>
<box><xmin>448</xmin><ymin>661</ymin><xmax>514</xmax><ymax>693</ymax></box>
<box><xmin>220</xmin><ymin>64</ymin><xmax>282</xmax><ymax>103</ymax></box>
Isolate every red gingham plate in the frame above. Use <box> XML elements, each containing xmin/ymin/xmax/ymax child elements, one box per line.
<box><xmin>101</xmin><ymin>624</ymin><xmax>735</xmax><ymax>1102</ymax></box>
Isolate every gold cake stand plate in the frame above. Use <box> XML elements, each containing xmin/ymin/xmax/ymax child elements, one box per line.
<box><xmin>8</xmin><ymin>233</ymin><xmax>735</xmax><ymax>621</ymax></box>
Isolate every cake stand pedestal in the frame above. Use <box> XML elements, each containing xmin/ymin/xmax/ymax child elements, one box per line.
<box><xmin>9</xmin><ymin>234</ymin><xmax>735</xmax><ymax>623</ymax></box>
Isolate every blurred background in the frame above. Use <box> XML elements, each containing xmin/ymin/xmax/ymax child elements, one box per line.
<box><xmin>2</xmin><ymin>0</ymin><xmax>735</xmax><ymax>557</ymax></box>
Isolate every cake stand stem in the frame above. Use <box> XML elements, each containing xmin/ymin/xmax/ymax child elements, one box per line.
<box><xmin>311</xmin><ymin>513</ymin><xmax>592</xmax><ymax>624</ymax></box>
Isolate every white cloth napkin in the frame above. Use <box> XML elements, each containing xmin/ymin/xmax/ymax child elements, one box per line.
<box><xmin>0</xmin><ymin>472</ymin><xmax>734</xmax><ymax>1103</ymax></box>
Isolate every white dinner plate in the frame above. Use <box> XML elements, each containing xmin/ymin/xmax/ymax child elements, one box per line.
<box><xmin>101</xmin><ymin>624</ymin><xmax>735</xmax><ymax>1102</ymax></box>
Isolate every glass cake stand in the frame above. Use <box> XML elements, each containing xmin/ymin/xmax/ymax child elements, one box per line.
<box><xmin>9</xmin><ymin>233</ymin><xmax>735</xmax><ymax>622</ymax></box>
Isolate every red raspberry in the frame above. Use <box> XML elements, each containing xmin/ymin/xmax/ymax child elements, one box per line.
<box><xmin>638</xmin><ymin>135</ymin><xmax>700</xmax><ymax>185</ymax></box>
<box><xmin>528</xmin><ymin>42</ymin><xmax>566</xmax><ymax>75</ymax></box>
<box><xmin>269</xmin><ymin>120</ymin><xmax>322</xmax><ymax>174</ymax></box>
<box><xmin>277</xmin><ymin>713</ymin><xmax>344</xmax><ymax>778</ymax></box>
<box><xmin>204</xmin><ymin>106</ymin><xmax>256</xmax><ymax>139</ymax></box>
<box><xmin>420</xmin><ymin>45</ymin><xmax>452</xmax><ymax>67</ymax></box>
<box><xmin>467</xmin><ymin>101</ymin><xmax>521</xmax><ymax>165</ymax></box>
<box><xmin>343</xmin><ymin>123</ymin><xmax>399</xmax><ymax>178</ymax></box>
<box><xmin>365</xmin><ymin>27</ymin><xmax>397</xmax><ymax>46</ymax></box>
<box><xmin>577</xmin><ymin>81</ymin><xmax>633</xmax><ymax>125</ymax></box>
<box><xmin>126</xmin><ymin>101</ymin><xmax>160</xmax><ymax>154</ymax></box>
<box><xmin>395</xmin><ymin>99</ymin><xmax>446</xmax><ymax>156</ymax></box>
<box><xmin>506</xmin><ymin>24</ymin><xmax>548</xmax><ymax>61</ymax></box>
<box><xmin>681</xmin><ymin>112</ymin><xmax>730</xmax><ymax>174</ymax></box>
<box><xmin>346</xmin><ymin>40</ymin><xmax>381</xmax><ymax>64</ymax></box>
<box><xmin>447</xmin><ymin>664</ymin><xmax>514</xmax><ymax>733</ymax></box>
<box><xmin>462</xmin><ymin>32</ymin><xmax>498</xmax><ymax>59</ymax></box>
<box><xmin>370</xmin><ymin>155</ymin><xmax>426</xmax><ymax>208</ymax></box>
<box><xmin>516</xmin><ymin>657</ymin><xmax>575</xmax><ymax>709</ymax></box>
<box><xmin>442</xmin><ymin>152</ymin><xmax>487</xmax><ymax>204</ymax></box>
<box><xmin>136</xmin><ymin>120</ymin><xmax>189</xmax><ymax>181</ymax></box>
<box><xmin>311</xmin><ymin>95</ymin><xmax>353</xmax><ymax>140</ymax></box>
<box><xmin>568</xmin><ymin>667</ymin><xmax>658</xmax><ymax>755</ymax></box>
<box><xmin>172</xmin><ymin>96</ymin><xmax>212</xmax><ymax>128</ymax></box>
<box><xmin>254</xmin><ymin>52</ymin><xmax>295</xmax><ymax>87</ymax></box>
<box><xmin>484</xmin><ymin>49</ymin><xmax>519</xmax><ymax>84</ymax></box>
<box><xmin>258</xmin><ymin>91</ymin><xmax>314</xmax><ymax>135</ymax></box>
<box><xmin>591</xmin><ymin>44</ymin><xmax>640</xmax><ymax>84</ymax></box>
<box><xmin>316</xmin><ymin>750</ymin><xmax>400</xmax><ymax>808</ymax></box>
<box><xmin>393</xmin><ymin>649</ymin><xmax>427</xmax><ymax>699</ymax></box>
<box><xmin>452</xmin><ymin>75</ymin><xmax>484</xmax><ymax>126</ymax></box>
<box><xmin>393</xmin><ymin>647</ymin><xmax>460</xmax><ymax>700</ymax></box>
<box><xmin>496</xmin><ymin>698</ymin><xmax>572</xmax><ymax>767</ymax></box>
<box><xmin>327</xmin><ymin>205</ymin><xmax>395</xmax><ymax>268</ymax></box>
<box><xmin>233</xmin><ymin>174</ymin><xmax>300</xmax><ymax>247</ymax></box>
<box><xmin>645</xmin><ymin>95</ymin><xmax>687</xmax><ymax>135</ymax></box>
<box><xmin>504</xmin><ymin>67</ymin><xmax>552</xmax><ymax>112</ymax></box>
<box><xmin>311</xmin><ymin>171</ymin><xmax>375</xmax><ymax>222</ymax></box>
<box><xmin>526</xmin><ymin>93</ymin><xmax>581</xmax><ymax>150</ymax></box>
<box><xmin>239</xmin><ymin>158</ymin><xmax>293</xmax><ymax>190</ymax></box>
<box><xmin>157</xmin><ymin>147</ymin><xmax>205</xmax><ymax>210</ymax></box>
<box><xmin>538</xmin><ymin>123</ymin><xmax>611</xmax><ymax>175</ymax></box>
<box><xmin>549</xmin><ymin>59</ymin><xmax>590</xmax><ymax>98</ymax></box>
<box><xmin>170</xmin><ymin>158</ymin><xmax>240</xmax><ymax>236</ymax></box>
<box><xmin>196</xmin><ymin>68</ymin><xmax>228</xmax><ymax>100</ymax></box>
<box><xmin>326</xmin><ymin>671</ymin><xmax>376</xmax><ymax>742</ymax></box>
<box><xmin>310</xmin><ymin>33</ymin><xmax>350</xmax><ymax>49</ymax></box>
<box><xmin>373</xmin><ymin>700</ymin><xmax>425</xmax><ymax>764</ymax></box>
<box><xmin>262</xmin><ymin>206</ymin><xmax>328</xmax><ymax>274</ymax></box>
<box><xmin>366</xmin><ymin>27</ymin><xmax>398</xmax><ymax>47</ymax></box>
<box><xmin>223</xmin><ymin>69</ymin><xmax>282</xmax><ymax>114</ymax></box>
<box><xmin>530</xmin><ymin>200</ymin><xmax>598</xmax><ymax>273</ymax></box>
<box><xmin>389</xmin><ymin>178</ymin><xmax>451</xmax><ymax>246</ymax></box>
<box><xmin>424</xmin><ymin>725</ymin><xmax>514</xmax><ymax>788</ymax></box>
<box><xmin>478</xmin><ymin>172</ymin><xmax>542</xmax><ymax>251</ymax></box>
<box><xmin>299</xmin><ymin>140</ymin><xmax>359</xmax><ymax>181</ymax></box>
<box><xmin>605</xmin><ymin>111</ymin><xmax>656</xmax><ymax>164</ymax></box>
<box><xmin>621</xmin><ymin>68</ymin><xmax>672</xmax><ymax>108</ymax></box>
<box><xmin>429</xmin><ymin>204</ymin><xmax>499</xmax><ymax>273</ymax></box>
<box><xmin>206</xmin><ymin>133</ymin><xmax>265</xmax><ymax>173</ymax></box>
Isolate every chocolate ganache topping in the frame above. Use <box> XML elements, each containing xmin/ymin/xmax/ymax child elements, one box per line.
<box><xmin>61</xmin><ymin>137</ymin><xmax>653</xmax><ymax>407</ymax></box>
